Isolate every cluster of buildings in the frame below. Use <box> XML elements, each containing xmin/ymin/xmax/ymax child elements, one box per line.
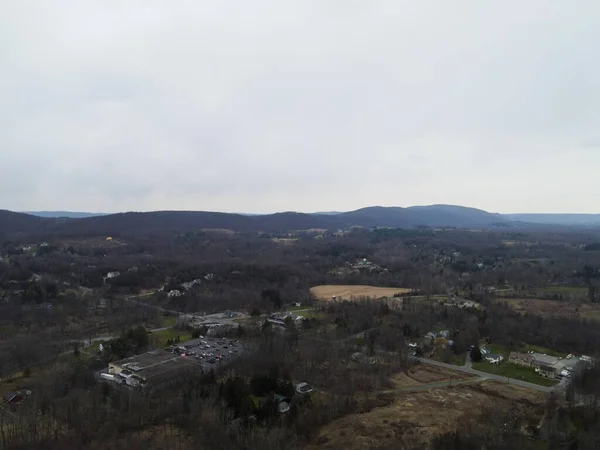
<box><xmin>442</xmin><ymin>296</ymin><xmax>479</xmax><ymax>309</ymax></box>
<box><xmin>103</xmin><ymin>336</ymin><xmax>246</xmax><ymax>392</ymax></box>
<box><xmin>348</xmin><ymin>258</ymin><xmax>386</xmax><ymax>272</ymax></box>
<box><xmin>508</xmin><ymin>351</ymin><xmax>587</xmax><ymax>378</ymax></box>
<box><xmin>267</xmin><ymin>312</ymin><xmax>304</xmax><ymax>327</ymax></box>
<box><xmin>164</xmin><ymin>274</ymin><xmax>215</xmax><ymax>298</ymax></box>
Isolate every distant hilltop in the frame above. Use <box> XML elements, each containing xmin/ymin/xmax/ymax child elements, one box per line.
<box><xmin>1</xmin><ymin>205</ymin><xmax>598</xmax><ymax>238</ymax></box>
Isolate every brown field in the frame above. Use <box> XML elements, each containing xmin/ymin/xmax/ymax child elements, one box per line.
<box><xmin>272</xmin><ymin>237</ymin><xmax>298</xmax><ymax>245</ymax></box>
<box><xmin>495</xmin><ymin>297</ymin><xmax>600</xmax><ymax>321</ymax></box>
<box><xmin>304</xmin><ymin>381</ymin><xmax>544</xmax><ymax>450</ymax></box>
<box><xmin>311</xmin><ymin>285</ymin><xmax>412</xmax><ymax>301</ymax></box>
<box><xmin>391</xmin><ymin>365</ymin><xmax>473</xmax><ymax>389</ymax></box>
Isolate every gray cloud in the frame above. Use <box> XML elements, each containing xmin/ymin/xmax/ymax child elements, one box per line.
<box><xmin>1</xmin><ymin>1</ymin><xmax>599</xmax><ymax>213</ymax></box>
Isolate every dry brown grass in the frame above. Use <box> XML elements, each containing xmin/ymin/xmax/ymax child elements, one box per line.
<box><xmin>495</xmin><ymin>297</ymin><xmax>600</xmax><ymax>321</ymax></box>
<box><xmin>271</xmin><ymin>238</ymin><xmax>298</xmax><ymax>245</ymax></box>
<box><xmin>304</xmin><ymin>381</ymin><xmax>544</xmax><ymax>450</ymax></box>
<box><xmin>310</xmin><ymin>285</ymin><xmax>412</xmax><ymax>301</ymax></box>
<box><xmin>391</xmin><ymin>365</ymin><xmax>473</xmax><ymax>389</ymax></box>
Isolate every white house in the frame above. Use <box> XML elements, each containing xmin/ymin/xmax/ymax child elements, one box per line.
<box><xmin>168</xmin><ymin>290</ymin><xmax>183</xmax><ymax>298</ymax></box>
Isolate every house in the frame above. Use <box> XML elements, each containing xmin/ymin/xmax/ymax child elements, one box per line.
<box><xmin>439</xmin><ymin>330</ymin><xmax>450</xmax><ymax>339</ymax></box>
<box><xmin>458</xmin><ymin>301</ymin><xmax>477</xmax><ymax>309</ymax></box>
<box><xmin>267</xmin><ymin>312</ymin><xmax>303</xmax><ymax>327</ymax></box>
<box><xmin>105</xmin><ymin>271</ymin><xmax>121</xmax><ymax>279</ymax></box>
<box><xmin>3</xmin><ymin>392</ymin><xmax>23</xmax><ymax>404</ymax></box>
<box><xmin>296</xmin><ymin>382</ymin><xmax>313</xmax><ymax>395</ymax></box>
<box><xmin>508</xmin><ymin>352</ymin><xmax>535</xmax><ymax>367</ymax></box>
<box><xmin>168</xmin><ymin>290</ymin><xmax>183</xmax><ymax>298</ymax></box>
<box><xmin>536</xmin><ymin>365</ymin><xmax>557</xmax><ymax>378</ymax></box>
<box><xmin>485</xmin><ymin>354</ymin><xmax>504</xmax><ymax>364</ymax></box>
<box><xmin>182</xmin><ymin>279</ymin><xmax>202</xmax><ymax>290</ymax></box>
<box><xmin>278</xmin><ymin>401</ymin><xmax>290</xmax><ymax>413</ymax></box>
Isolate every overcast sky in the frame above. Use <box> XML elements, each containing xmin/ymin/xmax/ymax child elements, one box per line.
<box><xmin>2</xmin><ymin>1</ymin><xmax>599</xmax><ymax>214</ymax></box>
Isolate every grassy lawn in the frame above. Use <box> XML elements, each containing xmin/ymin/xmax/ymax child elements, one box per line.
<box><xmin>148</xmin><ymin>328</ymin><xmax>192</xmax><ymax>348</ymax></box>
<box><xmin>300</xmin><ymin>309</ymin><xmax>325</xmax><ymax>319</ymax></box>
<box><xmin>472</xmin><ymin>362</ymin><xmax>558</xmax><ymax>387</ymax></box>
<box><xmin>160</xmin><ymin>315</ymin><xmax>178</xmax><ymax>327</ymax></box>
<box><xmin>285</xmin><ymin>305</ymin><xmax>313</xmax><ymax>312</ymax></box>
<box><xmin>431</xmin><ymin>352</ymin><xmax>466</xmax><ymax>366</ymax></box>
<box><xmin>540</xmin><ymin>286</ymin><xmax>587</xmax><ymax>294</ymax></box>
<box><xmin>481</xmin><ymin>343</ymin><xmax>511</xmax><ymax>358</ymax></box>
<box><xmin>233</xmin><ymin>317</ymin><xmax>251</xmax><ymax>324</ymax></box>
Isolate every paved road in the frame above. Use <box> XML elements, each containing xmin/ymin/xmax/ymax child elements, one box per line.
<box><xmin>380</xmin><ymin>376</ymin><xmax>489</xmax><ymax>394</ymax></box>
<box><xmin>409</xmin><ymin>355</ymin><xmax>567</xmax><ymax>393</ymax></box>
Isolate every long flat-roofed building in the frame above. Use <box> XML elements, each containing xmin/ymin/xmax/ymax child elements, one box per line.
<box><xmin>108</xmin><ymin>350</ymin><xmax>198</xmax><ymax>391</ymax></box>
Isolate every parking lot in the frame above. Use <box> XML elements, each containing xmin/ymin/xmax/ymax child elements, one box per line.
<box><xmin>166</xmin><ymin>336</ymin><xmax>244</xmax><ymax>371</ymax></box>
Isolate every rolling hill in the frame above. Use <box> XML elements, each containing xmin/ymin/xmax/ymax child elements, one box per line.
<box><xmin>0</xmin><ymin>210</ymin><xmax>49</xmax><ymax>236</ymax></box>
<box><xmin>0</xmin><ymin>205</ymin><xmax>597</xmax><ymax>238</ymax></box>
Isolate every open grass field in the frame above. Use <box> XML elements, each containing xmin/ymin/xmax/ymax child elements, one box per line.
<box><xmin>311</xmin><ymin>285</ymin><xmax>412</xmax><ymax>301</ymax></box>
<box><xmin>148</xmin><ymin>328</ymin><xmax>192</xmax><ymax>348</ymax></box>
<box><xmin>391</xmin><ymin>365</ymin><xmax>473</xmax><ymax>389</ymax></box>
<box><xmin>160</xmin><ymin>315</ymin><xmax>178</xmax><ymax>327</ymax></box>
<box><xmin>494</xmin><ymin>297</ymin><xmax>600</xmax><ymax>321</ymax></box>
<box><xmin>304</xmin><ymin>381</ymin><xmax>544</xmax><ymax>450</ymax></box>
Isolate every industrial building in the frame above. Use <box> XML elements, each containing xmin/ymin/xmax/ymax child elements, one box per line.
<box><xmin>108</xmin><ymin>350</ymin><xmax>198</xmax><ymax>391</ymax></box>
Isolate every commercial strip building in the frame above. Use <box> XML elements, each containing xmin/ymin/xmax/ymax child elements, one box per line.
<box><xmin>105</xmin><ymin>336</ymin><xmax>246</xmax><ymax>391</ymax></box>
<box><xmin>108</xmin><ymin>351</ymin><xmax>198</xmax><ymax>391</ymax></box>
<box><xmin>508</xmin><ymin>352</ymin><xmax>584</xmax><ymax>378</ymax></box>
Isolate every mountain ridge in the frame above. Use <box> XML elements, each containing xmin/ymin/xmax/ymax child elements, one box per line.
<box><xmin>1</xmin><ymin>205</ymin><xmax>599</xmax><ymax>238</ymax></box>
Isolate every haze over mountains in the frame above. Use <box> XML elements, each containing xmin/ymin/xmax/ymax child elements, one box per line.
<box><xmin>23</xmin><ymin>211</ymin><xmax>108</xmax><ymax>219</ymax></box>
<box><xmin>1</xmin><ymin>205</ymin><xmax>599</xmax><ymax>238</ymax></box>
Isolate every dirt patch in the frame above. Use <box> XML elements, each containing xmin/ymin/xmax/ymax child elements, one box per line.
<box><xmin>304</xmin><ymin>381</ymin><xmax>544</xmax><ymax>450</ymax></box>
<box><xmin>495</xmin><ymin>297</ymin><xmax>600</xmax><ymax>321</ymax></box>
<box><xmin>311</xmin><ymin>285</ymin><xmax>412</xmax><ymax>301</ymax></box>
<box><xmin>391</xmin><ymin>365</ymin><xmax>473</xmax><ymax>388</ymax></box>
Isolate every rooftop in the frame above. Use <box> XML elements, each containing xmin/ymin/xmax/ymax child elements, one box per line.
<box><xmin>531</xmin><ymin>353</ymin><xmax>561</xmax><ymax>367</ymax></box>
<box><xmin>111</xmin><ymin>351</ymin><xmax>198</xmax><ymax>382</ymax></box>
